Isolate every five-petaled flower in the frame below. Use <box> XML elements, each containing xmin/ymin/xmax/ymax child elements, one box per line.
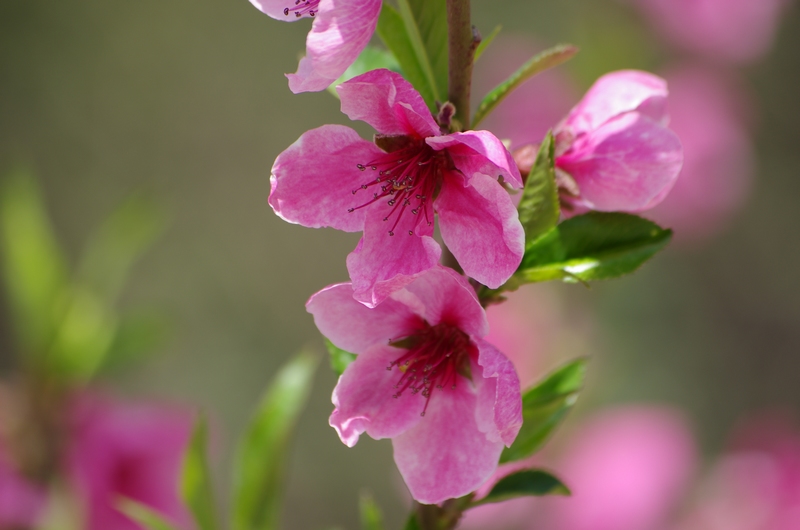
<box><xmin>307</xmin><ymin>266</ymin><xmax>523</xmax><ymax>504</ymax></box>
<box><xmin>249</xmin><ymin>0</ymin><xmax>382</xmax><ymax>93</ymax></box>
<box><xmin>271</xmin><ymin>69</ymin><xmax>525</xmax><ymax>307</ymax></box>
<box><xmin>552</xmin><ymin>70</ymin><xmax>684</xmax><ymax>214</ymax></box>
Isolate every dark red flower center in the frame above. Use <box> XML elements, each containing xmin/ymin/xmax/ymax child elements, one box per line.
<box><xmin>349</xmin><ymin>139</ymin><xmax>446</xmax><ymax>237</ymax></box>
<box><xmin>387</xmin><ymin>322</ymin><xmax>474</xmax><ymax>417</ymax></box>
<box><xmin>284</xmin><ymin>0</ymin><xmax>320</xmax><ymax>17</ymax></box>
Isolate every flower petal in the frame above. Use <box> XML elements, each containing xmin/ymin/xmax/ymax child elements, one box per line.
<box><xmin>270</xmin><ymin>124</ymin><xmax>385</xmax><ymax>232</ymax></box>
<box><xmin>560</xmin><ymin>70</ymin><xmax>669</xmax><ymax>137</ymax></box>
<box><xmin>329</xmin><ymin>344</ymin><xmax>428</xmax><ymax>447</ymax></box>
<box><xmin>286</xmin><ymin>0</ymin><xmax>383</xmax><ymax>93</ymax></box>
<box><xmin>556</xmin><ymin>112</ymin><xmax>683</xmax><ymax>212</ymax></box>
<box><xmin>307</xmin><ymin>283</ymin><xmax>421</xmax><ymax>354</ymax></box>
<box><xmin>346</xmin><ymin>202</ymin><xmax>441</xmax><ymax>308</ymax></box>
<box><xmin>437</xmin><ymin>172</ymin><xmax>524</xmax><ymax>289</ymax></box>
<box><xmin>337</xmin><ymin>69</ymin><xmax>440</xmax><ymax>137</ymax></box>
<box><xmin>392</xmin><ymin>378</ymin><xmax>504</xmax><ymax>504</ymax></box>
<box><xmin>249</xmin><ymin>0</ymin><xmax>312</xmax><ymax>20</ymax></box>
<box><xmin>472</xmin><ymin>339</ymin><xmax>523</xmax><ymax>447</ymax></box>
<box><xmin>400</xmin><ymin>266</ymin><xmax>489</xmax><ymax>338</ymax></box>
<box><xmin>427</xmin><ymin>130</ymin><xmax>523</xmax><ymax>188</ymax></box>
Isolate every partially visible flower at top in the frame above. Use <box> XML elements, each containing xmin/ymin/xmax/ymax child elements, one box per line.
<box><xmin>629</xmin><ymin>0</ymin><xmax>790</xmax><ymax>64</ymax></box>
<box><xmin>648</xmin><ymin>65</ymin><xmax>754</xmax><ymax>243</ymax></box>
<box><xmin>249</xmin><ymin>0</ymin><xmax>382</xmax><ymax>93</ymax></box>
<box><xmin>67</xmin><ymin>396</ymin><xmax>194</xmax><ymax>530</ymax></box>
<box><xmin>552</xmin><ymin>70</ymin><xmax>684</xmax><ymax>214</ymax></box>
<box><xmin>472</xmin><ymin>35</ymin><xmax>578</xmax><ymax>149</ymax></box>
<box><xmin>307</xmin><ymin>266</ymin><xmax>523</xmax><ymax>504</ymax></box>
<box><xmin>461</xmin><ymin>406</ymin><xmax>696</xmax><ymax>530</ymax></box>
<box><xmin>271</xmin><ymin>69</ymin><xmax>524</xmax><ymax>307</ymax></box>
<box><xmin>672</xmin><ymin>414</ymin><xmax>800</xmax><ymax>530</ymax></box>
<box><xmin>0</xmin><ymin>449</ymin><xmax>47</xmax><ymax>528</ymax></box>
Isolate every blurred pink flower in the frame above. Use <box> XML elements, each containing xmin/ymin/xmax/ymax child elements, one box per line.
<box><xmin>631</xmin><ymin>0</ymin><xmax>790</xmax><ymax>64</ymax></box>
<box><xmin>647</xmin><ymin>65</ymin><xmax>754</xmax><ymax>242</ymax></box>
<box><xmin>461</xmin><ymin>406</ymin><xmax>696</xmax><ymax>530</ymax></box>
<box><xmin>0</xmin><ymin>450</ymin><xmax>47</xmax><ymax>528</ymax></box>
<box><xmin>554</xmin><ymin>71</ymin><xmax>684</xmax><ymax>214</ymax></box>
<box><xmin>673</xmin><ymin>415</ymin><xmax>800</xmax><ymax>530</ymax></box>
<box><xmin>67</xmin><ymin>396</ymin><xmax>194</xmax><ymax>530</ymax></box>
<box><xmin>307</xmin><ymin>266</ymin><xmax>522</xmax><ymax>504</ymax></box>
<box><xmin>271</xmin><ymin>69</ymin><xmax>523</xmax><ymax>307</ymax></box>
<box><xmin>472</xmin><ymin>35</ymin><xmax>578</xmax><ymax>148</ymax></box>
<box><xmin>249</xmin><ymin>0</ymin><xmax>382</xmax><ymax>92</ymax></box>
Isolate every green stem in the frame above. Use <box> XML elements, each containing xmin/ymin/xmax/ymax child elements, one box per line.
<box><xmin>446</xmin><ymin>0</ymin><xmax>476</xmax><ymax>130</ymax></box>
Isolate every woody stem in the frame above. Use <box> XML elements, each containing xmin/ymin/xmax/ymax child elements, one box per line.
<box><xmin>446</xmin><ymin>0</ymin><xmax>477</xmax><ymax>130</ymax></box>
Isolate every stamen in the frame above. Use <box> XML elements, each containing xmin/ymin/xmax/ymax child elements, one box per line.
<box><xmin>284</xmin><ymin>0</ymin><xmax>320</xmax><ymax>17</ymax></box>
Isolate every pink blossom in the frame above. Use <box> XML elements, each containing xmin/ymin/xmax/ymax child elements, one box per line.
<box><xmin>67</xmin><ymin>396</ymin><xmax>194</xmax><ymax>530</ymax></box>
<box><xmin>249</xmin><ymin>0</ymin><xmax>382</xmax><ymax>93</ymax></box>
<box><xmin>0</xmin><ymin>450</ymin><xmax>47</xmax><ymax>528</ymax></box>
<box><xmin>554</xmin><ymin>70</ymin><xmax>684</xmax><ymax>214</ymax></box>
<box><xmin>272</xmin><ymin>69</ymin><xmax>524</xmax><ymax>307</ymax></box>
<box><xmin>472</xmin><ymin>35</ymin><xmax>578</xmax><ymax>149</ymax></box>
<box><xmin>307</xmin><ymin>266</ymin><xmax>523</xmax><ymax>504</ymax></box>
<box><xmin>648</xmin><ymin>65</ymin><xmax>754</xmax><ymax>242</ymax></box>
<box><xmin>630</xmin><ymin>0</ymin><xmax>790</xmax><ymax>64</ymax></box>
<box><xmin>673</xmin><ymin>415</ymin><xmax>800</xmax><ymax>530</ymax></box>
<box><xmin>461</xmin><ymin>406</ymin><xmax>696</xmax><ymax>530</ymax></box>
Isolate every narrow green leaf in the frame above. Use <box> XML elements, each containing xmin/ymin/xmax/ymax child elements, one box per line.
<box><xmin>472</xmin><ymin>44</ymin><xmax>579</xmax><ymax>128</ymax></box>
<box><xmin>327</xmin><ymin>46</ymin><xmax>401</xmax><ymax>98</ymax></box>
<box><xmin>102</xmin><ymin>310</ymin><xmax>171</xmax><ymax>372</ymax></box>
<box><xmin>116</xmin><ymin>498</ymin><xmax>182</xmax><ymax>530</ymax></box>
<box><xmin>77</xmin><ymin>193</ymin><xmax>164</xmax><ymax>303</ymax></box>
<box><xmin>407</xmin><ymin>0</ymin><xmax>448</xmax><ymax>100</ymax></box>
<box><xmin>376</xmin><ymin>2</ymin><xmax>437</xmax><ymax>109</ymax></box>
<box><xmin>501</xmin><ymin>359</ymin><xmax>587</xmax><ymax>463</ymax></box>
<box><xmin>396</xmin><ymin>0</ymin><xmax>441</xmax><ymax>103</ymax></box>
<box><xmin>325</xmin><ymin>338</ymin><xmax>356</xmax><ymax>376</ymax></box>
<box><xmin>231</xmin><ymin>352</ymin><xmax>318</xmax><ymax>530</ymax></box>
<box><xmin>475</xmin><ymin>470</ymin><xmax>570</xmax><ymax>505</ymax></box>
<box><xmin>359</xmin><ymin>492</ymin><xmax>385</xmax><ymax>530</ymax></box>
<box><xmin>515</xmin><ymin>213</ymin><xmax>672</xmax><ymax>286</ymax></box>
<box><xmin>517</xmin><ymin>133</ymin><xmax>560</xmax><ymax>245</ymax></box>
<box><xmin>0</xmin><ymin>169</ymin><xmax>67</xmax><ymax>356</ymax></box>
<box><xmin>181</xmin><ymin>416</ymin><xmax>217</xmax><ymax>530</ymax></box>
<box><xmin>474</xmin><ymin>25</ymin><xmax>502</xmax><ymax>62</ymax></box>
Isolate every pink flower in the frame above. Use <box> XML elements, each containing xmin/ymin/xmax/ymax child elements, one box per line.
<box><xmin>648</xmin><ymin>65</ymin><xmax>754</xmax><ymax>242</ymax></box>
<box><xmin>271</xmin><ymin>69</ymin><xmax>524</xmax><ymax>307</ymax></box>
<box><xmin>307</xmin><ymin>266</ymin><xmax>523</xmax><ymax>504</ymax></box>
<box><xmin>67</xmin><ymin>396</ymin><xmax>194</xmax><ymax>530</ymax></box>
<box><xmin>630</xmin><ymin>0</ymin><xmax>790</xmax><ymax>64</ymax></box>
<box><xmin>461</xmin><ymin>406</ymin><xmax>697</xmax><ymax>530</ymax></box>
<box><xmin>249</xmin><ymin>0</ymin><xmax>382</xmax><ymax>93</ymax></box>
<box><xmin>554</xmin><ymin>70</ymin><xmax>684</xmax><ymax>214</ymax></box>
<box><xmin>0</xmin><ymin>451</ymin><xmax>47</xmax><ymax>528</ymax></box>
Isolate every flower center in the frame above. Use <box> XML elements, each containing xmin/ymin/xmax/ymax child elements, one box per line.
<box><xmin>386</xmin><ymin>322</ymin><xmax>473</xmax><ymax>417</ymax></box>
<box><xmin>349</xmin><ymin>140</ymin><xmax>444</xmax><ymax>237</ymax></box>
<box><xmin>283</xmin><ymin>0</ymin><xmax>320</xmax><ymax>17</ymax></box>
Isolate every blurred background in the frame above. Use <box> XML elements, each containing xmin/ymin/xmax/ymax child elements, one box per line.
<box><xmin>1</xmin><ymin>0</ymin><xmax>799</xmax><ymax>528</ymax></box>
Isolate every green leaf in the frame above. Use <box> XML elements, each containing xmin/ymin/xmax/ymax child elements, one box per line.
<box><xmin>475</xmin><ymin>470</ymin><xmax>570</xmax><ymax>505</ymax></box>
<box><xmin>77</xmin><ymin>193</ymin><xmax>164</xmax><ymax>303</ymax></box>
<box><xmin>517</xmin><ymin>132</ymin><xmax>560</xmax><ymax>245</ymax></box>
<box><xmin>474</xmin><ymin>25</ymin><xmax>502</xmax><ymax>63</ymax></box>
<box><xmin>181</xmin><ymin>416</ymin><xmax>217</xmax><ymax>530</ymax></box>
<box><xmin>515</xmin><ymin>213</ymin><xmax>672</xmax><ymax>286</ymax></box>
<box><xmin>231</xmin><ymin>352</ymin><xmax>318</xmax><ymax>530</ymax></box>
<box><xmin>116</xmin><ymin>498</ymin><xmax>182</xmax><ymax>530</ymax></box>
<box><xmin>359</xmin><ymin>492</ymin><xmax>385</xmax><ymax>530</ymax></box>
<box><xmin>325</xmin><ymin>338</ymin><xmax>356</xmax><ymax>376</ymax></box>
<box><xmin>102</xmin><ymin>310</ymin><xmax>171</xmax><ymax>372</ymax></box>
<box><xmin>376</xmin><ymin>1</ymin><xmax>439</xmax><ymax>109</ymax></box>
<box><xmin>501</xmin><ymin>359</ymin><xmax>587</xmax><ymax>463</ymax></box>
<box><xmin>403</xmin><ymin>513</ymin><xmax>421</xmax><ymax>530</ymax></box>
<box><xmin>406</xmin><ymin>0</ymin><xmax>448</xmax><ymax>101</ymax></box>
<box><xmin>472</xmin><ymin>44</ymin><xmax>579</xmax><ymax>128</ymax></box>
<box><xmin>0</xmin><ymin>168</ymin><xmax>68</xmax><ymax>356</ymax></box>
<box><xmin>327</xmin><ymin>46</ymin><xmax>401</xmax><ymax>98</ymax></box>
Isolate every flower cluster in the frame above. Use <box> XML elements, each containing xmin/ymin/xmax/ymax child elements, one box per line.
<box><xmin>255</xmin><ymin>0</ymin><xmax>685</xmax><ymax>510</ymax></box>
